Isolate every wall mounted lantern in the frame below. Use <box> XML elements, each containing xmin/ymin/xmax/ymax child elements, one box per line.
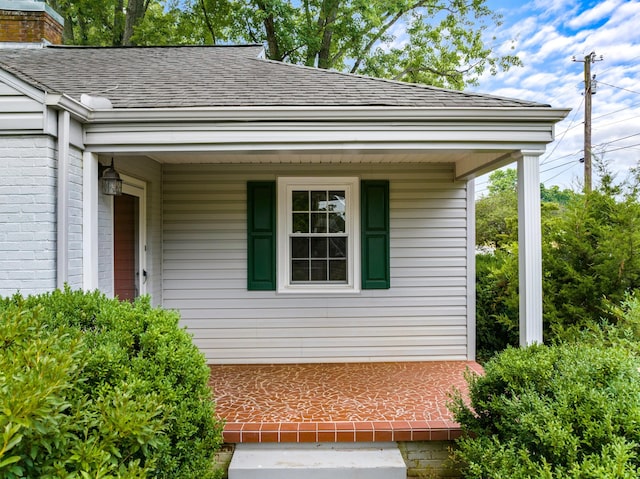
<box><xmin>99</xmin><ymin>158</ymin><xmax>123</xmax><ymax>196</ymax></box>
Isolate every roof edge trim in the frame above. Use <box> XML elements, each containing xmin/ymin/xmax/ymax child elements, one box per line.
<box><xmin>86</xmin><ymin>106</ymin><xmax>571</xmax><ymax>124</ymax></box>
<box><xmin>45</xmin><ymin>93</ymin><xmax>91</xmax><ymax>120</ymax></box>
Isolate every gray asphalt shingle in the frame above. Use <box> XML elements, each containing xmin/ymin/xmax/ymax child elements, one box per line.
<box><xmin>0</xmin><ymin>44</ymin><xmax>548</xmax><ymax>109</ymax></box>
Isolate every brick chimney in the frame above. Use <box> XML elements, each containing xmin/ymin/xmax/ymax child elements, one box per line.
<box><xmin>0</xmin><ymin>0</ymin><xmax>64</xmax><ymax>45</ymax></box>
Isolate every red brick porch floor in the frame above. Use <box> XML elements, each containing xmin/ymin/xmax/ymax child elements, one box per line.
<box><xmin>209</xmin><ymin>361</ymin><xmax>483</xmax><ymax>444</ymax></box>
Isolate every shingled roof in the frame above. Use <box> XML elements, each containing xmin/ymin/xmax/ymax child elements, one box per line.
<box><xmin>0</xmin><ymin>44</ymin><xmax>547</xmax><ymax>109</ymax></box>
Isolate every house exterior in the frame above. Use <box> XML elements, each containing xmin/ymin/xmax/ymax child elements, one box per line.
<box><xmin>0</xmin><ymin>1</ymin><xmax>568</xmax><ymax>366</ymax></box>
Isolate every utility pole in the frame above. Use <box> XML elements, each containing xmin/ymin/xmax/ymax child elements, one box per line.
<box><xmin>573</xmin><ymin>51</ymin><xmax>603</xmax><ymax>192</ymax></box>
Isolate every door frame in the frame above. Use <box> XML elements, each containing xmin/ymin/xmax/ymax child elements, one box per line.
<box><xmin>114</xmin><ymin>174</ymin><xmax>147</xmax><ymax>298</ymax></box>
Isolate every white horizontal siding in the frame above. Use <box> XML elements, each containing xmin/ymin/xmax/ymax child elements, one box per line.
<box><xmin>162</xmin><ymin>163</ymin><xmax>470</xmax><ymax>364</ymax></box>
<box><xmin>0</xmin><ymin>81</ymin><xmax>44</xmax><ymax>132</ymax></box>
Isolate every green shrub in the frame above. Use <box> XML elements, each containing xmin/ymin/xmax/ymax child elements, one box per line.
<box><xmin>450</xmin><ymin>343</ymin><xmax>640</xmax><ymax>478</ymax></box>
<box><xmin>0</xmin><ymin>288</ymin><xmax>223</xmax><ymax>478</ymax></box>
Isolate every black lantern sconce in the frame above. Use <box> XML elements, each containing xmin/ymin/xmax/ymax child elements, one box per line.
<box><xmin>99</xmin><ymin>158</ymin><xmax>123</xmax><ymax>196</ymax></box>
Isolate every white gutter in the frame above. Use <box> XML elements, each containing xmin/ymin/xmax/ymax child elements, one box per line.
<box><xmin>45</xmin><ymin>93</ymin><xmax>91</xmax><ymax>121</ymax></box>
<box><xmin>56</xmin><ymin>109</ymin><xmax>70</xmax><ymax>289</ymax></box>
<box><xmin>87</xmin><ymin>106</ymin><xmax>571</xmax><ymax>124</ymax></box>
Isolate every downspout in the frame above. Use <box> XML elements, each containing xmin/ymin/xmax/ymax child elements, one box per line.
<box><xmin>56</xmin><ymin>110</ymin><xmax>70</xmax><ymax>289</ymax></box>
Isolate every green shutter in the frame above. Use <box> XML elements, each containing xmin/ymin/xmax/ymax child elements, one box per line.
<box><xmin>361</xmin><ymin>180</ymin><xmax>390</xmax><ymax>289</ymax></box>
<box><xmin>247</xmin><ymin>181</ymin><xmax>276</xmax><ymax>290</ymax></box>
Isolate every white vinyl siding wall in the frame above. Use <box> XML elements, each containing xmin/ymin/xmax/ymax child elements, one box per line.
<box><xmin>0</xmin><ymin>81</ymin><xmax>45</xmax><ymax>133</ymax></box>
<box><xmin>162</xmin><ymin>163</ymin><xmax>469</xmax><ymax>364</ymax></box>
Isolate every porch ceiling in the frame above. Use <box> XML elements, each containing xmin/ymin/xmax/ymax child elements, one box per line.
<box><xmin>112</xmin><ymin>148</ymin><xmax>520</xmax><ymax>181</ymax></box>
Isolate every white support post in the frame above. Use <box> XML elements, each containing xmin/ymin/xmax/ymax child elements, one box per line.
<box><xmin>56</xmin><ymin>110</ymin><xmax>70</xmax><ymax>289</ymax></box>
<box><xmin>517</xmin><ymin>151</ymin><xmax>544</xmax><ymax>346</ymax></box>
<box><xmin>82</xmin><ymin>152</ymin><xmax>99</xmax><ymax>290</ymax></box>
<box><xmin>466</xmin><ymin>178</ymin><xmax>476</xmax><ymax>360</ymax></box>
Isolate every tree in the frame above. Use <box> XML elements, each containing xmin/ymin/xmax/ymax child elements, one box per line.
<box><xmin>476</xmin><ymin>169</ymin><xmax>575</xmax><ymax>248</ymax></box>
<box><xmin>476</xmin><ymin>163</ymin><xmax>640</xmax><ymax>358</ymax></box>
<box><xmin>48</xmin><ymin>0</ymin><xmax>154</xmax><ymax>45</ymax></box>
<box><xmin>47</xmin><ymin>0</ymin><xmax>520</xmax><ymax>90</ymax></box>
<box><xmin>476</xmin><ymin>170</ymin><xmax>518</xmax><ymax>248</ymax></box>
<box><xmin>487</xmin><ymin>168</ymin><xmax>517</xmax><ymax>195</ymax></box>
<box><xmin>216</xmin><ymin>0</ymin><xmax>521</xmax><ymax>89</ymax></box>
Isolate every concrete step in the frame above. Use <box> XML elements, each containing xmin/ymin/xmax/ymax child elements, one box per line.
<box><xmin>228</xmin><ymin>442</ymin><xmax>406</xmax><ymax>479</ymax></box>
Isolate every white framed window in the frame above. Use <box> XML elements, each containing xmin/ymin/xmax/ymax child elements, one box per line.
<box><xmin>277</xmin><ymin>177</ymin><xmax>360</xmax><ymax>293</ymax></box>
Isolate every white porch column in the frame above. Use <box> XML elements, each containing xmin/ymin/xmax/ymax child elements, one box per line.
<box><xmin>517</xmin><ymin>150</ymin><xmax>544</xmax><ymax>346</ymax></box>
<box><xmin>82</xmin><ymin>152</ymin><xmax>99</xmax><ymax>290</ymax></box>
<box><xmin>56</xmin><ymin>110</ymin><xmax>70</xmax><ymax>289</ymax></box>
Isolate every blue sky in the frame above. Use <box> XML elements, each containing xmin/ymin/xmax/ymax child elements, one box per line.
<box><xmin>474</xmin><ymin>0</ymin><xmax>640</xmax><ymax>195</ymax></box>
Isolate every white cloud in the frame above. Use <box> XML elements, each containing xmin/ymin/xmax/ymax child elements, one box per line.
<box><xmin>567</xmin><ymin>0</ymin><xmax>623</xmax><ymax>29</ymax></box>
<box><xmin>477</xmin><ymin>0</ymin><xmax>640</xmax><ymax>188</ymax></box>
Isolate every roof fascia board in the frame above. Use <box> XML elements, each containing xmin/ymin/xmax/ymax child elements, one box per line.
<box><xmin>85</xmin><ymin>140</ymin><xmax>549</xmax><ymax>156</ymax></box>
<box><xmin>87</xmin><ymin>106</ymin><xmax>570</xmax><ymax>124</ymax></box>
<box><xmin>83</xmin><ymin>120</ymin><xmax>558</xmax><ymax>151</ymax></box>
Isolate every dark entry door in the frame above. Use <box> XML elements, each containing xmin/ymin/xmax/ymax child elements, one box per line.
<box><xmin>114</xmin><ymin>193</ymin><xmax>139</xmax><ymax>300</ymax></box>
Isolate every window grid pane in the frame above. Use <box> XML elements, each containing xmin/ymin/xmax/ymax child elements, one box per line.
<box><xmin>290</xmin><ymin>188</ymin><xmax>347</xmax><ymax>284</ymax></box>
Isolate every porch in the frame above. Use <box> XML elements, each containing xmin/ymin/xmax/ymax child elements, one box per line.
<box><xmin>209</xmin><ymin>360</ymin><xmax>483</xmax><ymax>444</ymax></box>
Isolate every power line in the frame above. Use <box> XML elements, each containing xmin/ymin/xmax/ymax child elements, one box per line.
<box><xmin>600</xmin><ymin>141</ymin><xmax>640</xmax><ymax>154</ymax></box>
<box><xmin>541</xmin><ymin>96</ymin><xmax>585</xmax><ymax>165</ymax></box>
<box><xmin>598</xmin><ymin>131</ymin><xmax>640</xmax><ymax>146</ymax></box>
<box><xmin>593</xmin><ymin>114</ymin><xmax>640</xmax><ymax>131</ymax></box>
<box><xmin>542</xmin><ymin>161</ymin><xmax>580</xmax><ymax>183</ymax></box>
<box><xmin>541</xmin><ymin>158</ymin><xmax>579</xmax><ymax>174</ymax></box>
<box><xmin>597</xmin><ymin>81</ymin><xmax>640</xmax><ymax>96</ymax></box>
<box><xmin>595</xmin><ymin>55</ymin><xmax>640</xmax><ymax>76</ymax></box>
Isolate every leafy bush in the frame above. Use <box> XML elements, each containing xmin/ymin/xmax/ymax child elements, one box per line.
<box><xmin>0</xmin><ymin>288</ymin><xmax>223</xmax><ymax>478</ymax></box>
<box><xmin>450</xmin><ymin>343</ymin><xmax>640</xmax><ymax>478</ymax></box>
<box><xmin>475</xmin><ymin>249</ymin><xmax>519</xmax><ymax>361</ymax></box>
<box><xmin>476</xmin><ymin>164</ymin><xmax>640</xmax><ymax>359</ymax></box>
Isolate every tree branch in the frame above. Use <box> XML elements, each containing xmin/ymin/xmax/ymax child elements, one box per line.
<box><xmin>255</xmin><ymin>0</ymin><xmax>282</xmax><ymax>60</ymax></box>
<box><xmin>348</xmin><ymin>0</ymin><xmax>431</xmax><ymax>73</ymax></box>
<box><xmin>199</xmin><ymin>0</ymin><xmax>217</xmax><ymax>44</ymax></box>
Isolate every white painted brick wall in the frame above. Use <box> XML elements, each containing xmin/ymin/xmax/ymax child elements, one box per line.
<box><xmin>67</xmin><ymin>145</ymin><xmax>84</xmax><ymax>290</ymax></box>
<box><xmin>0</xmin><ymin>136</ymin><xmax>57</xmax><ymax>296</ymax></box>
<box><xmin>98</xmin><ymin>193</ymin><xmax>113</xmax><ymax>296</ymax></box>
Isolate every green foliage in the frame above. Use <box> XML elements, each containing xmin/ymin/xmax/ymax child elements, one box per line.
<box><xmin>475</xmin><ymin>189</ymin><xmax>517</xmax><ymax>248</ymax></box>
<box><xmin>475</xmin><ymin>164</ymin><xmax>640</xmax><ymax>357</ymax></box>
<box><xmin>0</xmin><ymin>288</ymin><xmax>223</xmax><ymax>478</ymax></box>
<box><xmin>450</xmin><ymin>343</ymin><xmax>640</xmax><ymax>478</ymax></box>
<box><xmin>540</xmin><ymin>183</ymin><xmax>574</xmax><ymax>206</ymax></box>
<box><xmin>475</xmin><ymin>250</ymin><xmax>519</xmax><ymax>361</ymax></box>
<box><xmin>487</xmin><ymin>169</ymin><xmax>517</xmax><ymax>195</ymax></box>
<box><xmin>46</xmin><ymin>0</ymin><xmax>520</xmax><ymax>89</ymax></box>
<box><xmin>475</xmin><ymin>169</ymin><xmax>575</xmax><ymax>248</ymax></box>
<box><xmin>543</xmin><ymin>187</ymin><xmax>640</xmax><ymax>339</ymax></box>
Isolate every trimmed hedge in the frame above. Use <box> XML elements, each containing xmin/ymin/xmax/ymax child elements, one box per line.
<box><xmin>0</xmin><ymin>288</ymin><xmax>223</xmax><ymax>478</ymax></box>
<box><xmin>450</xmin><ymin>343</ymin><xmax>640</xmax><ymax>478</ymax></box>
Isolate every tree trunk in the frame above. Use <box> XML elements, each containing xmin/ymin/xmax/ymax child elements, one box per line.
<box><xmin>123</xmin><ymin>0</ymin><xmax>148</xmax><ymax>46</ymax></box>
<box><xmin>199</xmin><ymin>0</ymin><xmax>217</xmax><ymax>44</ymax></box>
<box><xmin>316</xmin><ymin>0</ymin><xmax>339</xmax><ymax>69</ymax></box>
<box><xmin>113</xmin><ymin>0</ymin><xmax>125</xmax><ymax>46</ymax></box>
<box><xmin>255</xmin><ymin>0</ymin><xmax>281</xmax><ymax>60</ymax></box>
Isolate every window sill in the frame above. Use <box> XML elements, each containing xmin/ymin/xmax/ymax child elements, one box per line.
<box><xmin>277</xmin><ymin>285</ymin><xmax>361</xmax><ymax>295</ymax></box>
